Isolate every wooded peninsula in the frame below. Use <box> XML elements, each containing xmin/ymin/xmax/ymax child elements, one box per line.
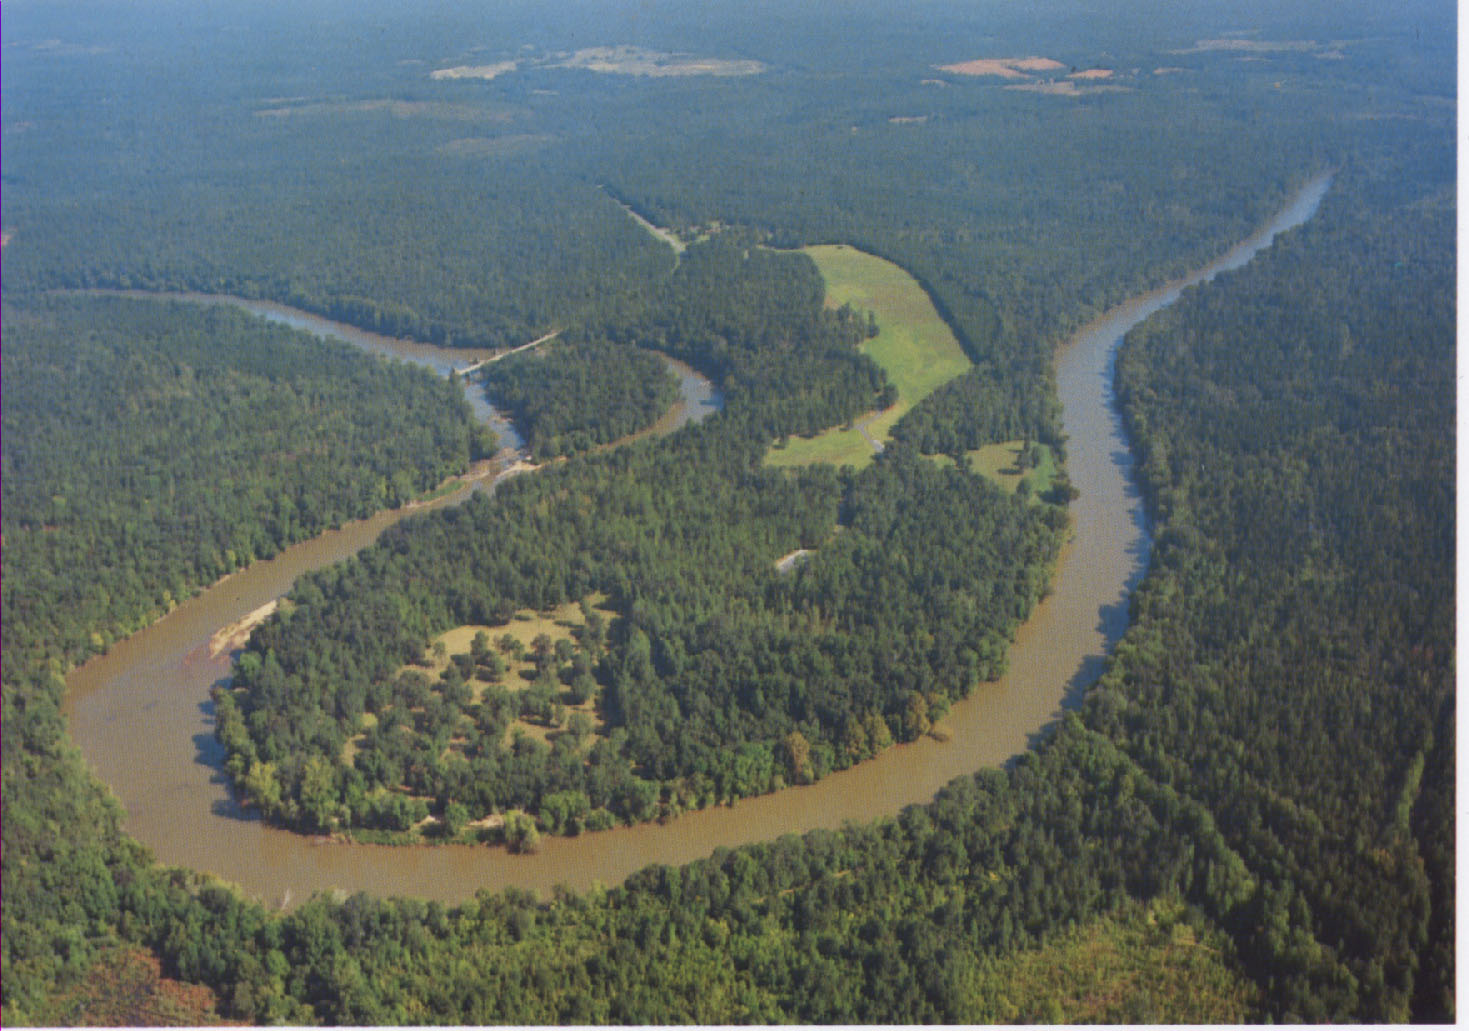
<box><xmin>2</xmin><ymin>0</ymin><xmax>1452</xmax><ymax>1023</ymax></box>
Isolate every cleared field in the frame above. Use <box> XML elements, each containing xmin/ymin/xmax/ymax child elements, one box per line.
<box><xmin>953</xmin><ymin>899</ymin><xmax>1259</xmax><ymax>1023</ymax></box>
<box><xmin>354</xmin><ymin>596</ymin><xmax>616</xmax><ymax>761</ymax></box>
<box><xmin>765</xmin><ymin>244</ymin><xmax>971</xmax><ymax>470</ymax></box>
<box><xmin>930</xmin><ymin>439</ymin><xmax>1058</xmax><ymax>500</ymax></box>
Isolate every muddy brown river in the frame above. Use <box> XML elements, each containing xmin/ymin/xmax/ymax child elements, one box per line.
<box><xmin>65</xmin><ymin>176</ymin><xmax>1329</xmax><ymax>908</ymax></box>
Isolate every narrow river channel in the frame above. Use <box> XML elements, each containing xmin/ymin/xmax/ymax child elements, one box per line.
<box><xmin>65</xmin><ymin>176</ymin><xmax>1329</xmax><ymax>908</ymax></box>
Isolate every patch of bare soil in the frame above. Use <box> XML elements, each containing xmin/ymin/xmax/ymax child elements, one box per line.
<box><xmin>774</xmin><ymin>548</ymin><xmax>815</xmax><ymax>574</ymax></box>
<box><xmin>937</xmin><ymin>56</ymin><xmax>1064</xmax><ymax>78</ymax></box>
<box><xmin>431</xmin><ymin>60</ymin><xmax>518</xmax><ymax>81</ymax></box>
<box><xmin>1006</xmin><ymin>80</ymin><xmax>1133</xmax><ymax>97</ymax></box>
<box><xmin>210</xmin><ymin>599</ymin><xmax>279</xmax><ymax>658</ymax></box>
<box><xmin>1069</xmin><ymin>68</ymin><xmax>1114</xmax><ymax>79</ymax></box>
<box><xmin>256</xmin><ymin>99</ymin><xmax>515</xmax><ymax>123</ymax></box>
<box><xmin>551</xmin><ymin>46</ymin><xmax>765</xmax><ymax>77</ymax></box>
<box><xmin>1172</xmin><ymin>38</ymin><xmax>1319</xmax><ymax>55</ymax></box>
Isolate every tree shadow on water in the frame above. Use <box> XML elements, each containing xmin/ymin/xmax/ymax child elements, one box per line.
<box><xmin>195</xmin><ymin>677</ymin><xmax>261</xmax><ymax>823</ymax></box>
<box><xmin>1019</xmin><ymin>583</ymin><xmax>1143</xmax><ymax>759</ymax></box>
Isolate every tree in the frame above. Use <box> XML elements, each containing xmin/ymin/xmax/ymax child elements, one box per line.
<box><xmin>781</xmin><ymin>730</ymin><xmax>814</xmax><ymax>785</ymax></box>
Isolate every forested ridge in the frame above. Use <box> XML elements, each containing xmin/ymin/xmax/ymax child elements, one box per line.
<box><xmin>1</xmin><ymin>0</ymin><xmax>1453</xmax><ymax>1023</ymax></box>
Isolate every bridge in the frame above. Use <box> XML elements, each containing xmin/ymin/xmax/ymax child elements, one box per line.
<box><xmin>454</xmin><ymin>330</ymin><xmax>559</xmax><ymax>377</ymax></box>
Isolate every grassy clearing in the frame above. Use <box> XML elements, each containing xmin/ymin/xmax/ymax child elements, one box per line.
<box><xmin>344</xmin><ymin>596</ymin><xmax>616</xmax><ymax>764</ymax></box>
<box><xmin>954</xmin><ymin>898</ymin><xmax>1259</xmax><ymax>1023</ymax></box>
<box><xmin>764</xmin><ymin>244</ymin><xmax>971</xmax><ymax>470</ymax></box>
<box><xmin>766</xmin><ymin>420</ymin><xmax>879</xmax><ymax>468</ymax></box>
<box><xmin>929</xmin><ymin>439</ymin><xmax>1058</xmax><ymax>500</ymax></box>
<box><xmin>30</xmin><ymin>946</ymin><xmax>226</xmax><ymax>1027</ymax></box>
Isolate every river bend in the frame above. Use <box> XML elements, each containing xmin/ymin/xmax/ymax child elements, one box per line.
<box><xmin>65</xmin><ymin>176</ymin><xmax>1329</xmax><ymax>907</ymax></box>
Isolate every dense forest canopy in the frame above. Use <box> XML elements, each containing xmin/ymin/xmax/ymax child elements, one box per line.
<box><xmin>1</xmin><ymin>296</ymin><xmax>486</xmax><ymax>671</ymax></box>
<box><xmin>1</xmin><ymin>0</ymin><xmax>1452</xmax><ymax>1023</ymax></box>
<box><xmin>478</xmin><ymin>338</ymin><xmax>680</xmax><ymax>460</ymax></box>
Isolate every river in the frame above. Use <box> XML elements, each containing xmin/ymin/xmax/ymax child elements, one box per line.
<box><xmin>64</xmin><ymin>175</ymin><xmax>1329</xmax><ymax>908</ymax></box>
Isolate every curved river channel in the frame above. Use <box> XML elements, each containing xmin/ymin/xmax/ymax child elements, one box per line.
<box><xmin>66</xmin><ymin>176</ymin><xmax>1330</xmax><ymax>908</ymax></box>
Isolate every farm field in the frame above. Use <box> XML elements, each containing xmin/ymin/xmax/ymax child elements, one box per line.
<box><xmin>929</xmin><ymin>439</ymin><xmax>1059</xmax><ymax>499</ymax></box>
<box><xmin>765</xmin><ymin>244</ymin><xmax>972</xmax><ymax>469</ymax></box>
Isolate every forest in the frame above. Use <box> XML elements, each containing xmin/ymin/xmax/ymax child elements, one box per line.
<box><xmin>1</xmin><ymin>294</ymin><xmax>487</xmax><ymax>671</ymax></box>
<box><xmin>479</xmin><ymin>338</ymin><xmax>679</xmax><ymax>459</ymax></box>
<box><xmin>1</xmin><ymin>0</ymin><xmax>1453</xmax><ymax>1023</ymax></box>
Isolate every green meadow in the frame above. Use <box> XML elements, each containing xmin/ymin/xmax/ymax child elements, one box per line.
<box><xmin>930</xmin><ymin>440</ymin><xmax>1059</xmax><ymax>500</ymax></box>
<box><xmin>765</xmin><ymin>244</ymin><xmax>972</xmax><ymax>469</ymax></box>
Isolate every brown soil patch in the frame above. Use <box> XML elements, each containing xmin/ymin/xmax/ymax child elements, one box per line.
<box><xmin>1006</xmin><ymin>80</ymin><xmax>1133</xmax><ymax>97</ymax></box>
<box><xmin>1173</xmin><ymin>38</ymin><xmax>1319</xmax><ymax>55</ymax></box>
<box><xmin>551</xmin><ymin>46</ymin><xmax>765</xmax><ymax>77</ymax></box>
<box><xmin>431</xmin><ymin>61</ymin><xmax>518</xmax><ymax>81</ymax></box>
<box><xmin>210</xmin><ymin>599</ymin><xmax>278</xmax><ymax>658</ymax></box>
<box><xmin>937</xmin><ymin>56</ymin><xmax>1065</xmax><ymax>78</ymax></box>
<box><xmin>775</xmin><ymin>548</ymin><xmax>815</xmax><ymax>574</ymax></box>
<box><xmin>38</xmin><ymin>946</ymin><xmax>227</xmax><ymax>1027</ymax></box>
<box><xmin>1009</xmin><ymin>56</ymin><xmax>1067</xmax><ymax>71</ymax></box>
<box><xmin>1069</xmin><ymin>68</ymin><xmax>1115</xmax><ymax>79</ymax></box>
<box><xmin>256</xmin><ymin>99</ymin><xmax>515</xmax><ymax>123</ymax></box>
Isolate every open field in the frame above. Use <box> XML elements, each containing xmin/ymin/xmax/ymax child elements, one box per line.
<box><xmin>430</xmin><ymin>61</ymin><xmax>518</xmax><ymax>81</ymax></box>
<box><xmin>958</xmin><ymin>900</ymin><xmax>1259</xmax><ymax>1023</ymax></box>
<box><xmin>551</xmin><ymin>46</ymin><xmax>765</xmax><ymax>77</ymax></box>
<box><xmin>936</xmin><ymin>56</ymin><xmax>1065</xmax><ymax>78</ymax></box>
<box><xmin>1007</xmin><ymin>80</ymin><xmax>1133</xmax><ymax>98</ymax></box>
<box><xmin>431</xmin><ymin>47</ymin><xmax>765</xmax><ymax>83</ymax></box>
<box><xmin>929</xmin><ymin>440</ymin><xmax>1058</xmax><ymax>500</ymax></box>
<box><xmin>255</xmin><ymin>98</ymin><xmax>516</xmax><ymax>122</ymax></box>
<box><xmin>378</xmin><ymin>596</ymin><xmax>616</xmax><ymax>753</ymax></box>
<box><xmin>765</xmin><ymin>244</ymin><xmax>971</xmax><ymax>470</ymax></box>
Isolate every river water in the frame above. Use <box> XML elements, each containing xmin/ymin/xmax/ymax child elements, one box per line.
<box><xmin>65</xmin><ymin>176</ymin><xmax>1328</xmax><ymax>908</ymax></box>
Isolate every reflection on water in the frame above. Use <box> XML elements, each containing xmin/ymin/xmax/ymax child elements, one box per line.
<box><xmin>65</xmin><ymin>178</ymin><xmax>1328</xmax><ymax>907</ymax></box>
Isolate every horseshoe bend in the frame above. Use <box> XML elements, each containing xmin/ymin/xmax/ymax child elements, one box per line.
<box><xmin>63</xmin><ymin>175</ymin><xmax>1330</xmax><ymax>906</ymax></box>
<box><xmin>5</xmin><ymin>2</ymin><xmax>1452</xmax><ymax>1022</ymax></box>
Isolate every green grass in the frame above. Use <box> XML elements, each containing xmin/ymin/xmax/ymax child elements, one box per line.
<box><xmin>948</xmin><ymin>898</ymin><xmax>1261</xmax><ymax>1023</ymax></box>
<box><xmin>929</xmin><ymin>440</ymin><xmax>1058</xmax><ymax>501</ymax></box>
<box><xmin>764</xmin><ymin>244</ymin><xmax>972</xmax><ymax>469</ymax></box>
